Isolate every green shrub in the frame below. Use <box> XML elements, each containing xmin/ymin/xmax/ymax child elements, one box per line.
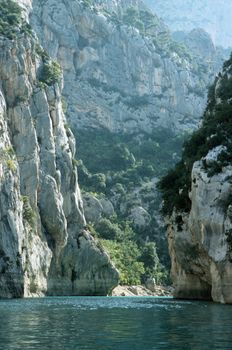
<box><xmin>101</xmin><ymin>239</ymin><xmax>145</xmax><ymax>285</ymax></box>
<box><xmin>35</xmin><ymin>44</ymin><xmax>49</xmax><ymax>62</ymax></box>
<box><xmin>22</xmin><ymin>196</ymin><xmax>35</xmax><ymax>226</ymax></box>
<box><xmin>0</xmin><ymin>0</ymin><xmax>22</xmax><ymax>39</ymax></box>
<box><xmin>81</xmin><ymin>0</ymin><xmax>93</xmax><ymax>9</ymax></box>
<box><xmin>39</xmin><ymin>61</ymin><xmax>62</xmax><ymax>86</ymax></box>
<box><xmin>139</xmin><ymin>242</ymin><xmax>159</xmax><ymax>279</ymax></box>
<box><xmin>0</xmin><ymin>0</ymin><xmax>32</xmax><ymax>39</ymax></box>
<box><xmin>6</xmin><ymin>159</ymin><xmax>16</xmax><ymax>172</ymax></box>
<box><xmin>95</xmin><ymin>218</ymin><xmax>122</xmax><ymax>240</ymax></box>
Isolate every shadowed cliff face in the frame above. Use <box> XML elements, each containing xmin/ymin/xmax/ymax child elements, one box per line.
<box><xmin>0</xmin><ymin>1</ymin><xmax>118</xmax><ymax>298</ymax></box>
<box><xmin>144</xmin><ymin>0</ymin><xmax>232</xmax><ymax>48</ymax></box>
<box><xmin>163</xmin><ymin>55</ymin><xmax>232</xmax><ymax>304</ymax></box>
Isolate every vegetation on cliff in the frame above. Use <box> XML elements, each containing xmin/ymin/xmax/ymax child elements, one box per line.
<box><xmin>75</xmin><ymin>128</ymin><xmax>183</xmax><ymax>285</ymax></box>
<box><xmin>0</xmin><ymin>0</ymin><xmax>32</xmax><ymax>39</ymax></box>
<box><xmin>159</xmin><ymin>53</ymin><xmax>232</xmax><ymax>215</ymax></box>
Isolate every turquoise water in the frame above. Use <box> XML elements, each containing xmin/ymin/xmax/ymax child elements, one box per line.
<box><xmin>0</xmin><ymin>297</ymin><xmax>231</xmax><ymax>349</ymax></box>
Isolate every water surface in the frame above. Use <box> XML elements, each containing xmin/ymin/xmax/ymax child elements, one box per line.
<box><xmin>0</xmin><ymin>296</ymin><xmax>231</xmax><ymax>349</ymax></box>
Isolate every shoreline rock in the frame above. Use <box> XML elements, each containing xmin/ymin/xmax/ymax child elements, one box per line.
<box><xmin>111</xmin><ymin>285</ymin><xmax>173</xmax><ymax>297</ymax></box>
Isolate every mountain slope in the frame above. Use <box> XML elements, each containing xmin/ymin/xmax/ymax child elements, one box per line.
<box><xmin>144</xmin><ymin>0</ymin><xmax>232</xmax><ymax>48</ymax></box>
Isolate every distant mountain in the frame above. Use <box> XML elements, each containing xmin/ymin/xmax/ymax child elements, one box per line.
<box><xmin>144</xmin><ymin>0</ymin><xmax>232</xmax><ymax>48</ymax></box>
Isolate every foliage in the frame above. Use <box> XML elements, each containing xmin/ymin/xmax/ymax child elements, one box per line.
<box><xmin>81</xmin><ymin>0</ymin><xmax>93</xmax><ymax>9</ymax></box>
<box><xmin>22</xmin><ymin>196</ymin><xmax>35</xmax><ymax>226</ymax></box>
<box><xmin>76</xmin><ymin>128</ymin><xmax>184</xmax><ymax>181</ymax></box>
<box><xmin>139</xmin><ymin>242</ymin><xmax>159</xmax><ymax>279</ymax></box>
<box><xmin>0</xmin><ymin>0</ymin><xmax>32</xmax><ymax>39</ymax></box>
<box><xmin>39</xmin><ymin>61</ymin><xmax>62</xmax><ymax>86</ymax></box>
<box><xmin>159</xmin><ymin>54</ymin><xmax>232</xmax><ymax>216</ymax></box>
<box><xmin>35</xmin><ymin>44</ymin><xmax>49</xmax><ymax>62</ymax></box>
<box><xmin>100</xmin><ymin>239</ymin><xmax>145</xmax><ymax>285</ymax></box>
<box><xmin>122</xmin><ymin>7</ymin><xmax>145</xmax><ymax>32</ymax></box>
<box><xmin>0</xmin><ymin>0</ymin><xmax>22</xmax><ymax>39</ymax></box>
<box><xmin>95</xmin><ymin>218</ymin><xmax>122</xmax><ymax>240</ymax></box>
<box><xmin>169</xmin><ymin>41</ymin><xmax>192</xmax><ymax>61</ymax></box>
<box><xmin>90</xmin><ymin>213</ymin><xmax>168</xmax><ymax>284</ymax></box>
<box><xmin>76</xmin><ymin>127</ymin><xmax>182</xmax><ymax>274</ymax></box>
<box><xmin>6</xmin><ymin>159</ymin><xmax>16</xmax><ymax>172</ymax></box>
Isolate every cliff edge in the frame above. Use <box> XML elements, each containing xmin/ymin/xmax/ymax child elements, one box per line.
<box><xmin>0</xmin><ymin>0</ymin><xmax>118</xmax><ymax>298</ymax></box>
<box><xmin>160</xmin><ymin>54</ymin><xmax>232</xmax><ymax>303</ymax></box>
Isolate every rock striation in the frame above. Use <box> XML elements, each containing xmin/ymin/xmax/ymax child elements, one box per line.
<box><xmin>30</xmin><ymin>0</ymin><xmax>226</xmax><ymax>135</ymax></box>
<box><xmin>168</xmin><ymin>162</ymin><xmax>232</xmax><ymax>303</ymax></box>
<box><xmin>0</xmin><ymin>1</ymin><xmax>118</xmax><ymax>298</ymax></box>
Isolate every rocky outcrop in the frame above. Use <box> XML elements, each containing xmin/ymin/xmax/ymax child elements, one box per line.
<box><xmin>0</xmin><ymin>2</ymin><xmax>118</xmax><ymax>298</ymax></box>
<box><xmin>112</xmin><ymin>284</ymin><xmax>173</xmax><ymax>296</ymax></box>
<box><xmin>30</xmin><ymin>0</ymin><xmax>225</xmax><ymax>135</ymax></box>
<box><xmin>168</xmin><ymin>161</ymin><xmax>232</xmax><ymax>303</ymax></box>
<box><xmin>165</xmin><ymin>55</ymin><xmax>232</xmax><ymax>303</ymax></box>
<box><xmin>145</xmin><ymin>0</ymin><xmax>232</xmax><ymax>48</ymax></box>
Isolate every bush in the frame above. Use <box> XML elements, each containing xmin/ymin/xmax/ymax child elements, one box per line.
<box><xmin>39</xmin><ymin>61</ymin><xmax>62</xmax><ymax>86</ymax></box>
<box><xmin>0</xmin><ymin>0</ymin><xmax>32</xmax><ymax>39</ymax></box>
<box><xmin>95</xmin><ymin>218</ymin><xmax>122</xmax><ymax>240</ymax></box>
<box><xmin>81</xmin><ymin>0</ymin><xmax>93</xmax><ymax>9</ymax></box>
<box><xmin>0</xmin><ymin>0</ymin><xmax>22</xmax><ymax>39</ymax></box>
<box><xmin>6</xmin><ymin>159</ymin><xmax>16</xmax><ymax>172</ymax></box>
<box><xmin>22</xmin><ymin>196</ymin><xmax>35</xmax><ymax>226</ymax></box>
<box><xmin>101</xmin><ymin>239</ymin><xmax>145</xmax><ymax>285</ymax></box>
<box><xmin>140</xmin><ymin>242</ymin><xmax>159</xmax><ymax>279</ymax></box>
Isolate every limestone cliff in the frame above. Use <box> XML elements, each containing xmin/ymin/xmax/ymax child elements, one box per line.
<box><xmin>3</xmin><ymin>0</ymin><xmax>230</xmax><ymax>294</ymax></box>
<box><xmin>160</xmin><ymin>54</ymin><xmax>232</xmax><ymax>303</ymax></box>
<box><xmin>24</xmin><ymin>0</ymin><xmax>228</xmax><ymax>282</ymax></box>
<box><xmin>30</xmin><ymin>0</ymin><xmax>225</xmax><ymax>135</ymax></box>
<box><xmin>0</xmin><ymin>0</ymin><xmax>118</xmax><ymax>298</ymax></box>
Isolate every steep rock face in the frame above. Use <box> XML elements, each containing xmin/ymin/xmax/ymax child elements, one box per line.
<box><xmin>169</xmin><ymin>161</ymin><xmax>232</xmax><ymax>303</ymax></box>
<box><xmin>25</xmin><ymin>0</ymin><xmax>229</xmax><ymax>280</ymax></box>
<box><xmin>0</xmin><ymin>6</ymin><xmax>118</xmax><ymax>297</ymax></box>
<box><xmin>30</xmin><ymin>0</ymin><xmax>224</xmax><ymax>135</ymax></box>
<box><xmin>144</xmin><ymin>0</ymin><xmax>232</xmax><ymax>48</ymax></box>
<box><xmin>164</xmin><ymin>56</ymin><xmax>232</xmax><ymax>303</ymax></box>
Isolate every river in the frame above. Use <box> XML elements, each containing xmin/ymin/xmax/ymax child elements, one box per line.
<box><xmin>0</xmin><ymin>297</ymin><xmax>231</xmax><ymax>349</ymax></box>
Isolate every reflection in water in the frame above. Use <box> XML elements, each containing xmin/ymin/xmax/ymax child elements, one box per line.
<box><xmin>0</xmin><ymin>297</ymin><xmax>231</xmax><ymax>350</ymax></box>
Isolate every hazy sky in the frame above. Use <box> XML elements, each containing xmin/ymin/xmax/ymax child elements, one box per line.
<box><xmin>144</xmin><ymin>0</ymin><xmax>232</xmax><ymax>48</ymax></box>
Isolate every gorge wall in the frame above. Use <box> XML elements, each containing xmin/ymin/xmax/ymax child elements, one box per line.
<box><xmin>30</xmin><ymin>0</ymin><xmax>225</xmax><ymax>134</ymax></box>
<box><xmin>26</xmin><ymin>0</ymin><xmax>229</xmax><ymax>281</ymax></box>
<box><xmin>0</xmin><ymin>0</ymin><xmax>230</xmax><ymax>296</ymax></box>
<box><xmin>0</xmin><ymin>0</ymin><xmax>118</xmax><ymax>298</ymax></box>
<box><xmin>160</xmin><ymin>55</ymin><xmax>232</xmax><ymax>303</ymax></box>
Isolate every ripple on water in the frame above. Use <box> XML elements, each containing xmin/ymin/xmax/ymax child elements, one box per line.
<box><xmin>0</xmin><ymin>297</ymin><xmax>232</xmax><ymax>350</ymax></box>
